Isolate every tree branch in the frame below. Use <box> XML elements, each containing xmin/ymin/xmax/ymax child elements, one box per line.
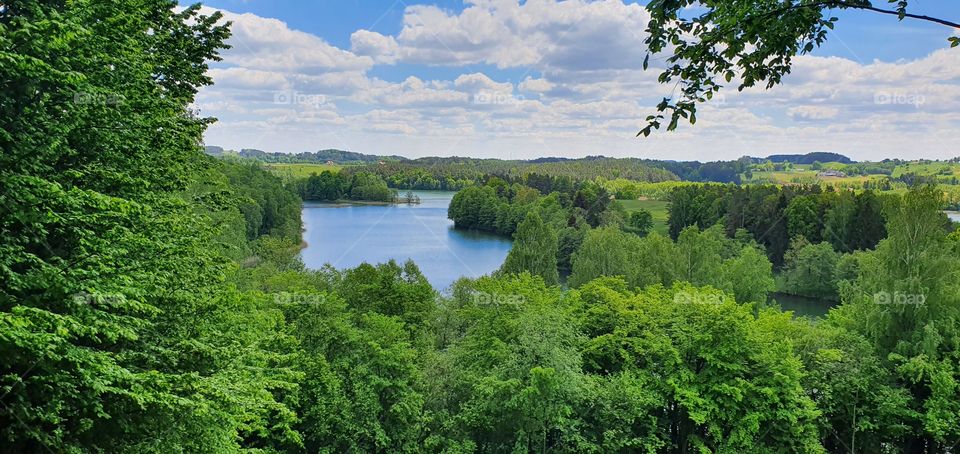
<box><xmin>762</xmin><ymin>1</ymin><xmax>960</xmax><ymax>30</ymax></box>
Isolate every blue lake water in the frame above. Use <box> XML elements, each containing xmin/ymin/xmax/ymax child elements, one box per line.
<box><xmin>300</xmin><ymin>191</ymin><xmax>512</xmax><ymax>291</ymax></box>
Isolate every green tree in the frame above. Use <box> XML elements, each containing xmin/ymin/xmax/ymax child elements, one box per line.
<box><xmin>831</xmin><ymin>186</ymin><xmax>960</xmax><ymax>450</ymax></box>
<box><xmin>721</xmin><ymin>244</ymin><xmax>776</xmax><ymax>304</ymax></box>
<box><xmin>500</xmin><ymin>212</ymin><xmax>560</xmax><ymax>285</ymax></box>
<box><xmin>675</xmin><ymin>225</ymin><xmax>725</xmax><ymax>285</ymax></box>
<box><xmin>426</xmin><ymin>273</ymin><xmax>583</xmax><ymax>452</ymax></box>
<box><xmin>557</xmin><ymin>216</ymin><xmax>590</xmax><ymax>276</ymax></box>
<box><xmin>284</xmin><ymin>290</ymin><xmax>425</xmax><ymax>452</ymax></box>
<box><xmin>0</xmin><ymin>2</ymin><xmax>303</xmax><ymax>451</ymax></box>
<box><xmin>624</xmin><ymin>209</ymin><xmax>654</xmax><ymax>236</ymax></box>
<box><xmin>448</xmin><ymin>185</ymin><xmax>501</xmax><ymax>232</ymax></box>
<box><xmin>336</xmin><ymin>260</ymin><xmax>436</xmax><ymax>341</ymax></box>
<box><xmin>575</xmin><ymin>279</ymin><xmax>824</xmax><ymax>451</ymax></box>
<box><xmin>786</xmin><ymin>318</ymin><xmax>915</xmax><ymax>452</ymax></box>
<box><xmin>824</xmin><ymin>191</ymin><xmax>857</xmax><ymax>252</ymax></box>
<box><xmin>781</xmin><ymin>238</ymin><xmax>842</xmax><ymax>300</ymax></box>
<box><xmin>786</xmin><ymin>194</ymin><xmax>823</xmax><ymax>242</ymax></box>
<box><xmin>640</xmin><ymin>0</ymin><xmax>959</xmax><ymax>135</ymax></box>
<box><xmin>569</xmin><ymin>227</ymin><xmax>642</xmax><ymax>288</ymax></box>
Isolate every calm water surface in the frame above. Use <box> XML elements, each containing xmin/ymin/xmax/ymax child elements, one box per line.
<box><xmin>769</xmin><ymin>293</ymin><xmax>836</xmax><ymax>318</ymax></box>
<box><xmin>301</xmin><ymin>191</ymin><xmax>512</xmax><ymax>291</ymax></box>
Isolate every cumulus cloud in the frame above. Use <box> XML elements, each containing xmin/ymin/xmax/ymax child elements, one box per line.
<box><xmin>454</xmin><ymin>73</ymin><xmax>514</xmax><ymax>94</ymax></box>
<box><xmin>202</xmin><ymin>6</ymin><xmax>372</xmax><ymax>72</ymax></box>
<box><xmin>350</xmin><ymin>30</ymin><xmax>401</xmax><ymax>64</ymax></box>
<box><xmin>376</xmin><ymin>76</ymin><xmax>469</xmax><ymax>107</ymax></box>
<box><xmin>519</xmin><ymin>77</ymin><xmax>554</xmax><ymax>93</ymax></box>
<box><xmin>787</xmin><ymin>105</ymin><xmax>841</xmax><ymax>121</ymax></box>
<box><xmin>197</xmin><ymin>2</ymin><xmax>960</xmax><ymax>161</ymax></box>
<box><xmin>352</xmin><ymin>0</ymin><xmax>650</xmax><ymax>72</ymax></box>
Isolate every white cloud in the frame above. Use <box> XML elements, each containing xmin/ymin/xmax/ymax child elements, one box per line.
<box><xmin>197</xmin><ymin>3</ymin><xmax>960</xmax><ymax>161</ymax></box>
<box><xmin>376</xmin><ymin>76</ymin><xmax>469</xmax><ymax>107</ymax></box>
<box><xmin>519</xmin><ymin>77</ymin><xmax>553</xmax><ymax>93</ymax></box>
<box><xmin>787</xmin><ymin>105</ymin><xmax>841</xmax><ymax>121</ymax></box>
<box><xmin>350</xmin><ymin>30</ymin><xmax>401</xmax><ymax>64</ymax></box>
<box><xmin>207</xmin><ymin>67</ymin><xmax>289</xmax><ymax>90</ymax></box>
<box><xmin>204</xmin><ymin>6</ymin><xmax>373</xmax><ymax>72</ymax></box>
<box><xmin>453</xmin><ymin>73</ymin><xmax>513</xmax><ymax>94</ymax></box>
<box><xmin>358</xmin><ymin>0</ymin><xmax>651</xmax><ymax>71</ymax></box>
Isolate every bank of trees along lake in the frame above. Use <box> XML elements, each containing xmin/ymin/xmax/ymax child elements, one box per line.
<box><xmin>295</xmin><ymin>170</ymin><xmax>397</xmax><ymax>203</ymax></box>
<box><xmin>5</xmin><ymin>1</ymin><xmax>960</xmax><ymax>453</ymax></box>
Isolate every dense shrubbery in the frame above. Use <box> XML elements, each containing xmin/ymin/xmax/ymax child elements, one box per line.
<box><xmin>667</xmin><ymin>184</ymin><xmax>888</xmax><ymax>266</ymax></box>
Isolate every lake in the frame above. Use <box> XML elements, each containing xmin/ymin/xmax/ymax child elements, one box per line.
<box><xmin>300</xmin><ymin>191</ymin><xmax>512</xmax><ymax>291</ymax></box>
<box><xmin>769</xmin><ymin>293</ymin><xmax>836</xmax><ymax>318</ymax></box>
<box><xmin>947</xmin><ymin>211</ymin><xmax>960</xmax><ymax>222</ymax></box>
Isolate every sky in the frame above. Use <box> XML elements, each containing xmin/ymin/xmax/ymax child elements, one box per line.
<box><xmin>192</xmin><ymin>0</ymin><xmax>960</xmax><ymax>161</ymax></box>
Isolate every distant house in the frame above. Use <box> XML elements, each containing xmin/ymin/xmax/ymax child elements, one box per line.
<box><xmin>378</xmin><ymin>161</ymin><xmax>386</xmax><ymax>165</ymax></box>
<box><xmin>325</xmin><ymin>160</ymin><xmax>335</xmax><ymax>165</ymax></box>
<box><xmin>817</xmin><ymin>170</ymin><xmax>847</xmax><ymax>178</ymax></box>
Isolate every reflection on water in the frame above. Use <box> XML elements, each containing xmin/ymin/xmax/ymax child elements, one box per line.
<box><xmin>946</xmin><ymin>211</ymin><xmax>960</xmax><ymax>223</ymax></box>
<box><xmin>769</xmin><ymin>292</ymin><xmax>837</xmax><ymax>318</ymax></box>
<box><xmin>300</xmin><ymin>191</ymin><xmax>512</xmax><ymax>292</ymax></box>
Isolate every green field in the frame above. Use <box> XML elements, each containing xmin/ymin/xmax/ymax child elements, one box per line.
<box><xmin>618</xmin><ymin>198</ymin><xmax>670</xmax><ymax>236</ymax></box>
<box><xmin>891</xmin><ymin>162</ymin><xmax>960</xmax><ymax>178</ymax></box>
<box><xmin>263</xmin><ymin>162</ymin><xmax>341</xmax><ymax>179</ymax></box>
<box><xmin>743</xmin><ymin>161</ymin><xmax>960</xmax><ymax>186</ymax></box>
<box><xmin>745</xmin><ymin>168</ymin><xmax>887</xmax><ymax>186</ymax></box>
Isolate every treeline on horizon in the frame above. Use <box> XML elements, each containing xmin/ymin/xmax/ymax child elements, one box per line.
<box><xmin>232</xmin><ymin>145</ymin><xmax>960</xmax><ymax>198</ymax></box>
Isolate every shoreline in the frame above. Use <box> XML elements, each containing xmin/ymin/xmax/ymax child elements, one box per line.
<box><xmin>303</xmin><ymin>198</ymin><xmax>421</xmax><ymax>207</ymax></box>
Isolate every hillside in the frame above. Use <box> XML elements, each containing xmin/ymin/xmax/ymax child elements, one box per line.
<box><xmin>761</xmin><ymin>152</ymin><xmax>854</xmax><ymax>164</ymax></box>
<box><xmin>204</xmin><ymin>146</ymin><xmax>407</xmax><ymax>164</ymax></box>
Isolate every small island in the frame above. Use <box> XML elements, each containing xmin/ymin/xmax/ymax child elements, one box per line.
<box><xmin>294</xmin><ymin>169</ymin><xmax>419</xmax><ymax>204</ymax></box>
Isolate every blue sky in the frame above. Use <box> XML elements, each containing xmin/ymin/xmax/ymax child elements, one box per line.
<box><xmin>201</xmin><ymin>0</ymin><xmax>958</xmax><ymax>63</ymax></box>
<box><xmin>193</xmin><ymin>1</ymin><xmax>960</xmax><ymax>161</ymax></box>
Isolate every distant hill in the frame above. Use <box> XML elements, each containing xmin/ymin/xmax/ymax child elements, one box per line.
<box><xmin>760</xmin><ymin>152</ymin><xmax>853</xmax><ymax>164</ymax></box>
<box><xmin>205</xmin><ymin>146</ymin><xmax>407</xmax><ymax>164</ymax></box>
<box><xmin>203</xmin><ymin>145</ymin><xmax>225</xmax><ymax>155</ymax></box>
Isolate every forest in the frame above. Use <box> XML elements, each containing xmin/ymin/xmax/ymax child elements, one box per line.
<box><xmin>294</xmin><ymin>170</ymin><xmax>397</xmax><ymax>203</ymax></box>
<box><xmin>3</xmin><ymin>1</ymin><xmax>960</xmax><ymax>453</ymax></box>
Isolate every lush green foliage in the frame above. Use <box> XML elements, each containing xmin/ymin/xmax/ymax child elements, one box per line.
<box><xmin>232</xmin><ymin>147</ymin><xmax>406</xmax><ymax>164</ymax></box>
<box><xmin>362</xmin><ymin>156</ymin><xmax>679</xmax><ymax>190</ymax></box>
<box><xmin>779</xmin><ymin>238</ymin><xmax>844</xmax><ymax>300</ymax></box>
<box><xmin>4</xmin><ymin>1</ymin><xmax>959</xmax><ymax>452</ymax></box>
<box><xmin>624</xmin><ymin>209</ymin><xmax>654</xmax><ymax>236</ymax></box>
<box><xmin>500</xmin><ymin>212</ymin><xmax>560</xmax><ymax>285</ymax></box>
<box><xmin>0</xmin><ymin>2</ymin><xmax>304</xmax><ymax>450</ymax></box>
<box><xmin>667</xmin><ymin>184</ymin><xmax>888</xmax><ymax>266</ymax></box>
<box><xmin>296</xmin><ymin>170</ymin><xmax>397</xmax><ymax>202</ymax></box>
